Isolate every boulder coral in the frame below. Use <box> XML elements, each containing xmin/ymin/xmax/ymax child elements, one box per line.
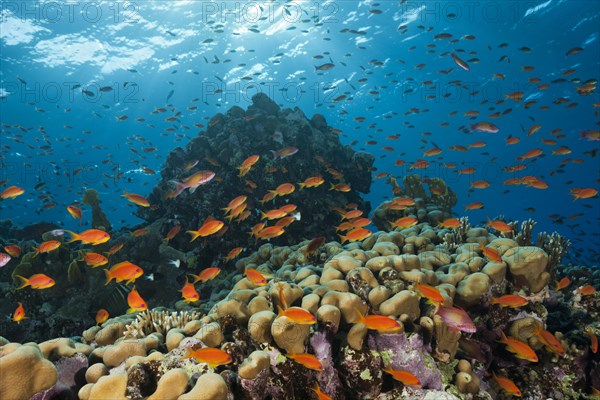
<box><xmin>1</xmin><ymin>199</ymin><xmax>588</xmax><ymax>399</ymax></box>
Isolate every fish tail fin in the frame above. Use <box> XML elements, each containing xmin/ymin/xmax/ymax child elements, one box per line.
<box><xmin>277</xmin><ymin>305</ymin><xmax>286</xmax><ymax>318</ymax></box>
<box><xmin>32</xmin><ymin>247</ymin><xmax>39</xmax><ymax>258</ymax></box>
<box><xmin>169</xmin><ymin>180</ymin><xmax>187</xmax><ymax>198</ymax></box>
<box><xmin>278</xmin><ymin>285</ymin><xmax>288</xmax><ymax>310</ymax></box>
<box><xmin>353</xmin><ymin>307</ymin><xmax>364</xmax><ymax>324</ymax></box>
<box><xmin>14</xmin><ymin>275</ymin><xmax>29</xmax><ymax>290</ymax></box>
<box><xmin>329</xmin><ymin>183</ymin><xmax>335</xmax><ymax>191</ymax></box>
<box><xmin>338</xmin><ymin>233</ymin><xmax>347</xmax><ymax>243</ymax></box>
<box><xmin>104</xmin><ymin>270</ymin><xmax>113</xmax><ymax>286</ymax></box>
<box><xmin>63</xmin><ymin>230</ymin><xmax>79</xmax><ymax>243</ymax></box>
<box><xmin>298</xmin><ymin>183</ymin><xmax>305</xmax><ymax>189</ymax></box>
<box><xmin>186</xmin><ymin>230</ymin><xmax>200</xmax><ymax>242</ymax></box>
<box><xmin>498</xmin><ymin>330</ymin><xmax>508</xmax><ymax>343</ymax></box>
<box><xmin>126</xmin><ymin>308</ymin><xmax>137</xmax><ymax>314</ymax></box>
<box><xmin>270</xmin><ymin>150</ymin><xmax>278</xmax><ymax>159</ymax></box>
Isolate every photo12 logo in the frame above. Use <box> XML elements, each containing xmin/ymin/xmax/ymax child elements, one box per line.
<box><xmin>0</xmin><ymin>81</ymin><xmax>140</xmax><ymax>104</ymax></box>
<box><xmin>398</xmin><ymin>1</ymin><xmax>540</xmax><ymax>24</ymax></box>
<box><xmin>0</xmin><ymin>1</ymin><xmax>140</xmax><ymax>24</ymax></box>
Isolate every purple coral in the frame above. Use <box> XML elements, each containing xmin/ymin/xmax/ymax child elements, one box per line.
<box><xmin>31</xmin><ymin>354</ymin><xmax>88</xmax><ymax>400</ymax></box>
<box><xmin>368</xmin><ymin>332</ymin><xmax>443</xmax><ymax>390</ymax></box>
<box><xmin>310</xmin><ymin>332</ymin><xmax>344</xmax><ymax>398</ymax></box>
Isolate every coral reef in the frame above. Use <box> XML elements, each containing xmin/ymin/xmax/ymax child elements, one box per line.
<box><xmin>2</xmin><ymin>202</ymin><xmax>596</xmax><ymax>399</ymax></box>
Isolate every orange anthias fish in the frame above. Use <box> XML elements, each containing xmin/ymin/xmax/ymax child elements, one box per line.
<box><xmin>498</xmin><ymin>332</ymin><xmax>538</xmax><ymax>362</ymax></box>
<box><xmin>95</xmin><ymin>309</ymin><xmax>109</xmax><ymax>325</ymax></box>
<box><xmin>169</xmin><ymin>170</ymin><xmax>216</xmax><ymax>198</ymax></box>
<box><xmin>84</xmin><ymin>252</ymin><xmax>109</xmax><ymax>268</ymax></box>
<box><xmin>383</xmin><ymin>367</ymin><xmax>421</xmax><ymax>387</ymax></box>
<box><xmin>480</xmin><ymin>245</ymin><xmax>503</xmax><ymax>263</ymax></box>
<box><xmin>245</xmin><ymin>268</ymin><xmax>267</xmax><ymax>286</ymax></box>
<box><xmin>12</xmin><ymin>302</ymin><xmax>26</xmax><ymax>324</ymax></box>
<box><xmin>272</xmin><ymin>146</ymin><xmax>298</xmax><ymax>159</ymax></box>
<box><xmin>587</xmin><ymin>327</ymin><xmax>598</xmax><ymax>354</ymax></box>
<box><xmin>277</xmin><ymin>306</ymin><xmax>316</xmax><ymax>325</ymax></box>
<box><xmin>299</xmin><ymin>176</ymin><xmax>325</xmax><ymax>189</ymax></box>
<box><xmin>486</xmin><ymin>218</ymin><xmax>512</xmax><ymax>233</ymax></box>
<box><xmin>339</xmin><ymin>227</ymin><xmax>372</xmax><ymax>243</ymax></box>
<box><xmin>34</xmin><ymin>240</ymin><xmax>61</xmax><ymax>256</ymax></box>
<box><xmin>256</xmin><ymin>225</ymin><xmax>285</xmax><ymax>240</ymax></box>
<box><xmin>465</xmin><ymin>201</ymin><xmax>484</xmax><ymax>210</ymax></box>
<box><xmin>122</xmin><ymin>192</ymin><xmax>150</xmax><ymax>207</ymax></box>
<box><xmin>471</xmin><ymin>180</ymin><xmax>490</xmax><ymax>189</ymax></box>
<box><xmin>353</xmin><ymin>307</ymin><xmax>401</xmax><ymax>332</ymax></box>
<box><xmin>270</xmin><ymin>183</ymin><xmax>295</xmax><ymax>197</ymax></box>
<box><xmin>190</xmin><ymin>267</ymin><xmax>221</xmax><ymax>284</ymax></box>
<box><xmin>491</xmin><ymin>295</ymin><xmax>528</xmax><ymax>308</ymax></box>
<box><xmin>414</xmin><ymin>283</ymin><xmax>445</xmax><ymax>306</ymax></box>
<box><xmin>436</xmin><ymin>306</ymin><xmax>476</xmax><ymax>333</ymax></box>
<box><xmin>4</xmin><ymin>244</ymin><xmax>21</xmax><ymax>258</ymax></box>
<box><xmin>261</xmin><ymin>208</ymin><xmax>288</xmax><ymax>220</ymax></box>
<box><xmin>104</xmin><ymin>261</ymin><xmax>144</xmax><ymax>285</ymax></box>
<box><xmin>105</xmin><ymin>242</ymin><xmax>124</xmax><ymax>256</ymax></box>
<box><xmin>164</xmin><ymin>225</ymin><xmax>181</xmax><ymax>242</ymax></box>
<box><xmin>439</xmin><ymin>218</ymin><xmax>461</xmax><ymax>229</ymax></box>
<box><xmin>341</xmin><ymin>209</ymin><xmax>364</xmax><ymax>220</ymax></box>
<box><xmin>66</xmin><ymin>205</ymin><xmax>82</xmax><ymax>223</ymax></box>
<box><xmin>391</xmin><ymin>217</ymin><xmax>418</xmax><ymax>230</ymax></box>
<box><xmin>180</xmin><ymin>278</ymin><xmax>200</xmax><ymax>303</ymax></box>
<box><xmin>311</xmin><ymin>384</ymin><xmax>333</xmax><ymax>400</ymax></box>
<box><xmin>517</xmin><ymin>148</ymin><xmax>543</xmax><ymax>160</ymax></box>
<box><xmin>126</xmin><ymin>286</ymin><xmax>148</xmax><ymax>313</ymax></box>
<box><xmin>577</xmin><ymin>285</ymin><xmax>596</xmax><ymax>296</ymax></box>
<box><xmin>330</xmin><ymin>183</ymin><xmax>351</xmax><ymax>192</ymax></box>
<box><xmin>238</xmin><ymin>155</ymin><xmax>260</xmax><ymax>177</ymax></box>
<box><xmin>224</xmin><ymin>247</ymin><xmax>244</xmax><ymax>261</ymax></box>
<box><xmin>222</xmin><ymin>195</ymin><xmax>247</xmax><ymax>214</ymax></box>
<box><xmin>15</xmin><ymin>273</ymin><xmax>55</xmax><ymax>290</ymax></box>
<box><xmin>533</xmin><ymin>325</ymin><xmax>564</xmax><ymax>355</ymax></box>
<box><xmin>65</xmin><ymin>229</ymin><xmax>111</xmax><ymax>245</ymax></box>
<box><xmin>306</xmin><ymin>236</ymin><xmax>326</xmax><ymax>255</ymax></box>
<box><xmin>183</xmin><ymin>347</ymin><xmax>232</xmax><ymax>368</ymax></box>
<box><xmin>1</xmin><ymin>185</ymin><xmax>25</xmax><ymax>199</ymax></box>
<box><xmin>187</xmin><ymin>218</ymin><xmax>224</xmax><ymax>242</ymax></box>
<box><xmin>493</xmin><ymin>372</ymin><xmax>522</xmax><ymax>397</ymax></box>
<box><xmin>555</xmin><ymin>277</ymin><xmax>570</xmax><ymax>291</ymax></box>
<box><xmin>286</xmin><ymin>353</ymin><xmax>323</xmax><ymax>371</ymax></box>
<box><xmin>570</xmin><ymin>188</ymin><xmax>598</xmax><ymax>200</ymax></box>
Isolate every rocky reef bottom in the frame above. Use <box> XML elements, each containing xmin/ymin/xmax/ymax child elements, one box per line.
<box><xmin>0</xmin><ymin>216</ymin><xmax>599</xmax><ymax>400</ymax></box>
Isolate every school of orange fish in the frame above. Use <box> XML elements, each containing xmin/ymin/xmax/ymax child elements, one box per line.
<box><xmin>1</xmin><ymin>4</ymin><xmax>599</xmax><ymax>396</ymax></box>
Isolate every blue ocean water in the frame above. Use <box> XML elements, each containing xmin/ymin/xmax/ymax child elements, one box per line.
<box><xmin>0</xmin><ymin>0</ymin><xmax>599</xmax><ymax>263</ymax></box>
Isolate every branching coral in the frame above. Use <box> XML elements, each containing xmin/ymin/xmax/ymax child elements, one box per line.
<box><xmin>443</xmin><ymin>217</ymin><xmax>470</xmax><ymax>250</ymax></box>
<box><xmin>123</xmin><ymin>310</ymin><xmax>202</xmax><ymax>339</ymax></box>
<box><xmin>536</xmin><ymin>231</ymin><xmax>571</xmax><ymax>280</ymax></box>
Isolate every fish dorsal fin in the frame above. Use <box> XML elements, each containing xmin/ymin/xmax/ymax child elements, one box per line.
<box><xmin>203</xmin><ymin>215</ymin><xmax>215</xmax><ymax>224</ymax></box>
<box><xmin>278</xmin><ymin>284</ymin><xmax>288</xmax><ymax>310</ymax></box>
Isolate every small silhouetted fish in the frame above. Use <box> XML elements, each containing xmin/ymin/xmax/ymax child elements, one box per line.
<box><xmin>17</xmin><ymin>76</ymin><xmax>26</xmax><ymax>84</ymax></box>
<box><xmin>166</xmin><ymin>90</ymin><xmax>174</xmax><ymax>102</ymax></box>
<box><xmin>99</xmin><ymin>86</ymin><xmax>113</xmax><ymax>92</ymax></box>
<box><xmin>71</xmin><ymin>84</ymin><xmax>81</xmax><ymax>90</ymax></box>
<box><xmin>315</xmin><ymin>63</ymin><xmax>335</xmax><ymax>71</ymax></box>
<box><xmin>82</xmin><ymin>90</ymin><xmax>95</xmax><ymax>97</ymax></box>
<box><xmin>127</xmin><ymin>69</ymin><xmax>138</xmax><ymax>73</ymax></box>
<box><xmin>166</xmin><ymin>30</ymin><xmax>176</xmax><ymax>36</ymax></box>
